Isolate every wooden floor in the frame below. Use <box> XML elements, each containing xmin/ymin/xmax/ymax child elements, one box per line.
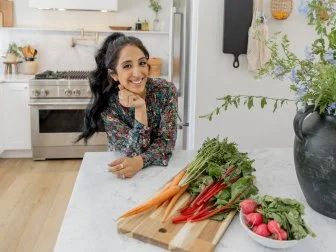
<box><xmin>0</xmin><ymin>158</ymin><xmax>81</xmax><ymax>252</ymax></box>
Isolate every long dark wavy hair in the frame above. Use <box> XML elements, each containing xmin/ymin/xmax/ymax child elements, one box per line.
<box><xmin>76</xmin><ymin>32</ymin><xmax>150</xmax><ymax>143</ymax></box>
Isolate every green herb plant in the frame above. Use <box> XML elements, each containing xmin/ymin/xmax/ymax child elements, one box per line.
<box><xmin>148</xmin><ymin>0</ymin><xmax>162</xmax><ymax>13</ymax></box>
<box><xmin>6</xmin><ymin>42</ymin><xmax>21</xmax><ymax>57</ymax></box>
<box><xmin>201</xmin><ymin>0</ymin><xmax>336</xmax><ymax>121</ymax></box>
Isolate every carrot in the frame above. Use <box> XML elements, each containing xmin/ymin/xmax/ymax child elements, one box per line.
<box><xmin>161</xmin><ymin>184</ymin><xmax>189</xmax><ymax>222</ymax></box>
<box><xmin>156</xmin><ymin>170</ymin><xmax>186</xmax><ymax>208</ymax></box>
<box><xmin>155</xmin><ymin>181</ymin><xmax>173</xmax><ymax>208</ymax></box>
<box><xmin>159</xmin><ymin>181</ymin><xmax>173</xmax><ymax>193</ymax></box>
<box><xmin>157</xmin><ymin>197</ymin><xmax>171</xmax><ymax>209</ymax></box>
<box><xmin>118</xmin><ymin>185</ymin><xmax>180</xmax><ymax>219</ymax></box>
<box><xmin>157</xmin><ymin>198</ymin><xmax>172</xmax><ymax>208</ymax></box>
<box><xmin>171</xmin><ymin>170</ymin><xmax>186</xmax><ymax>186</ymax></box>
<box><xmin>155</xmin><ymin>170</ymin><xmax>184</xmax><ymax>208</ymax></box>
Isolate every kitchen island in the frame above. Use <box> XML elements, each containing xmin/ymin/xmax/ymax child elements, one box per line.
<box><xmin>53</xmin><ymin>149</ymin><xmax>336</xmax><ymax>252</ymax></box>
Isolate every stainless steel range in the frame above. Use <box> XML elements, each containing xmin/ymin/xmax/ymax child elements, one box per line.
<box><xmin>29</xmin><ymin>70</ymin><xmax>107</xmax><ymax>160</ymax></box>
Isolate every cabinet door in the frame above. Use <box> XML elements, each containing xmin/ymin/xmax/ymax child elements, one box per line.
<box><xmin>0</xmin><ymin>84</ymin><xmax>4</xmax><ymax>153</ymax></box>
<box><xmin>3</xmin><ymin>83</ymin><xmax>31</xmax><ymax>150</ymax></box>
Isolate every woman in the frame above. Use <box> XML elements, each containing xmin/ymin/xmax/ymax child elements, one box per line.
<box><xmin>77</xmin><ymin>32</ymin><xmax>178</xmax><ymax>179</ymax></box>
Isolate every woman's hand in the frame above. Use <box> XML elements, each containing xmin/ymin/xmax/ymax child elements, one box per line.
<box><xmin>118</xmin><ymin>85</ymin><xmax>145</xmax><ymax>108</ymax></box>
<box><xmin>118</xmin><ymin>85</ymin><xmax>148</xmax><ymax>126</ymax></box>
<box><xmin>108</xmin><ymin>155</ymin><xmax>144</xmax><ymax>179</ymax></box>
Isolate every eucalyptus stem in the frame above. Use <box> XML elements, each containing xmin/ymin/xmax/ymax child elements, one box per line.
<box><xmin>200</xmin><ymin>95</ymin><xmax>296</xmax><ymax>121</ymax></box>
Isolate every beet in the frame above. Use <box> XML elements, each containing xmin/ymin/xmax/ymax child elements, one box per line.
<box><xmin>239</xmin><ymin>199</ymin><xmax>257</xmax><ymax>214</ymax></box>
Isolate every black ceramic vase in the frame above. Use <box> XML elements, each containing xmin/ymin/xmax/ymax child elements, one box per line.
<box><xmin>293</xmin><ymin>106</ymin><xmax>336</xmax><ymax>219</ymax></box>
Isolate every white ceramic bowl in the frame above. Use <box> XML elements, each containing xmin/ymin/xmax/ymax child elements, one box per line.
<box><xmin>239</xmin><ymin>211</ymin><xmax>303</xmax><ymax>249</ymax></box>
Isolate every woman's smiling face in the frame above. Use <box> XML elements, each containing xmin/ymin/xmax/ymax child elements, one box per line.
<box><xmin>111</xmin><ymin>45</ymin><xmax>149</xmax><ymax>98</ymax></box>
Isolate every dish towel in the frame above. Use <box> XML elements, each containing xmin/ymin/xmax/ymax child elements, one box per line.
<box><xmin>247</xmin><ymin>0</ymin><xmax>271</xmax><ymax>72</ymax></box>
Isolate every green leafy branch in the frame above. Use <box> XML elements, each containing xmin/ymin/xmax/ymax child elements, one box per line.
<box><xmin>199</xmin><ymin>95</ymin><xmax>295</xmax><ymax>121</ymax></box>
<box><xmin>148</xmin><ymin>0</ymin><xmax>162</xmax><ymax>13</ymax></box>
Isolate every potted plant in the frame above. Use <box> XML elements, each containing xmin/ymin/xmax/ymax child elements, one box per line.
<box><xmin>5</xmin><ymin>42</ymin><xmax>21</xmax><ymax>62</ymax></box>
<box><xmin>148</xmin><ymin>0</ymin><xmax>162</xmax><ymax>31</ymax></box>
<box><xmin>202</xmin><ymin>0</ymin><xmax>336</xmax><ymax>219</ymax></box>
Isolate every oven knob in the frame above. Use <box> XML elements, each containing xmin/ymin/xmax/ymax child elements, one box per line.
<box><xmin>32</xmin><ymin>88</ymin><xmax>40</xmax><ymax>97</ymax></box>
<box><xmin>40</xmin><ymin>89</ymin><xmax>49</xmax><ymax>97</ymax></box>
<box><xmin>72</xmin><ymin>89</ymin><xmax>81</xmax><ymax>96</ymax></box>
<box><xmin>64</xmin><ymin>88</ymin><xmax>72</xmax><ymax>96</ymax></box>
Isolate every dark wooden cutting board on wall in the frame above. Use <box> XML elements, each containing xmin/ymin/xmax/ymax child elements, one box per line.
<box><xmin>0</xmin><ymin>0</ymin><xmax>13</xmax><ymax>27</ymax></box>
<box><xmin>223</xmin><ymin>0</ymin><xmax>253</xmax><ymax>68</ymax></box>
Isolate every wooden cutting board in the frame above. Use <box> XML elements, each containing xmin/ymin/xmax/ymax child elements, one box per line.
<box><xmin>117</xmin><ymin>192</ymin><xmax>236</xmax><ymax>252</ymax></box>
<box><xmin>0</xmin><ymin>0</ymin><xmax>13</xmax><ymax>27</ymax></box>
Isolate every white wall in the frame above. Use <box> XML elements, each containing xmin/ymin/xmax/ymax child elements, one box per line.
<box><xmin>192</xmin><ymin>0</ymin><xmax>316</xmax><ymax>149</ymax></box>
<box><xmin>0</xmin><ymin>0</ymin><xmax>171</xmax><ymax>73</ymax></box>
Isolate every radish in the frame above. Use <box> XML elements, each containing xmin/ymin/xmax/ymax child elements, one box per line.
<box><xmin>239</xmin><ymin>199</ymin><xmax>257</xmax><ymax>214</ymax></box>
<box><xmin>245</xmin><ymin>212</ymin><xmax>263</xmax><ymax>226</ymax></box>
<box><xmin>254</xmin><ymin>224</ymin><xmax>271</xmax><ymax>237</ymax></box>
<box><xmin>274</xmin><ymin>229</ymin><xmax>288</xmax><ymax>240</ymax></box>
<box><xmin>267</xmin><ymin>220</ymin><xmax>281</xmax><ymax>234</ymax></box>
<box><xmin>252</xmin><ymin>225</ymin><xmax>258</xmax><ymax>233</ymax></box>
<box><xmin>279</xmin><ymin>229</ymin><xmax>288</xmax><ymax>240</ymax></box>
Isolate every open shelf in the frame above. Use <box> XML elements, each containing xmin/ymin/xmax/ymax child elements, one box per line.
<box><xmin>0</xmin><ymin>27</ymin><xmax>169</xmax><ymax>35</ymax></box>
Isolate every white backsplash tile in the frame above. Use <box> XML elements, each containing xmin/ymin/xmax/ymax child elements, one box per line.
<box><xmin>0</xmin><ymin>29</ymin><xmax>169</xmax><ymax>74</ymax></box>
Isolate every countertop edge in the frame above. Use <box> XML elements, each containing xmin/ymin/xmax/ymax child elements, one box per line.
<box><xmin>0</xmin><ymin>74</ymin><xmax>34</xmax><ymax>83</ymax></box>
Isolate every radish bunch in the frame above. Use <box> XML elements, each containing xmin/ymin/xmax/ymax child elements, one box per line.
<box><xmin>240</xmin><ymin>199</ymin><xmax>288</xmax><ymax>240</ymax></box>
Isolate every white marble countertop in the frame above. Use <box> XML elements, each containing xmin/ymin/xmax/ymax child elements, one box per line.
<box><xmin>0</xmin><ymin>73</ymin><xmax>34</xmax><ymax>83</ymax></box>
<box><xmin>53</xmin><ymin>149</ymin><xmax>336</xmax><ymax>252</ymax></box>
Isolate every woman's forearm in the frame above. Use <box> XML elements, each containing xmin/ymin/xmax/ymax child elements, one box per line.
<box><xmin>135</xmin><ymin>104</ymin><xmax>148</xmax><ymax>126</ymax></box>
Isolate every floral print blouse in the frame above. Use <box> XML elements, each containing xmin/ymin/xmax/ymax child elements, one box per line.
<box><xmin>101</xmin><ymin>78</ymin><xmax>178</xmax><ymax>168</ymax></box>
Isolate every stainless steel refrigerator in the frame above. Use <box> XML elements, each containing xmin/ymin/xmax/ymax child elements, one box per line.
<box><xmin>168</xmin><ymin>0</ymin><xmax>192</xmax><ymax>150</ymax></box>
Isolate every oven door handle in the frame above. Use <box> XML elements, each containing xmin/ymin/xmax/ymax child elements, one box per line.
<box><xmin>29</xmin><ymin>102</ymin><xmax>90</xmax><ymax>106</ymax></box>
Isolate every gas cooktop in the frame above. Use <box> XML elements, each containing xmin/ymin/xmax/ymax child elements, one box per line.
<box><xmin>30</xmin><ymin>70</ymin><xmax>92</xmax><ymax>99</ymax></box>
<box><xmin>34</xmin><ymin>70</ymin><xmax>91</xmax><ymax>80</ymax></box>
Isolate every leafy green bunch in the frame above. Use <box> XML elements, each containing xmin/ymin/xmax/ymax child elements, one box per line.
<box><xmin>185</xmin><ymin>137</ymin><xmax>258</xmax><ymax>221</ymax></box>
<box><xmin>148</xmin><ymin>0</ymin><xmax>162</xmax><ymax>13</ymax></box>
<box><xmin>202</xmin><ymin>0</ymin><xmax>336</xmax><ymax>121</ymax></box>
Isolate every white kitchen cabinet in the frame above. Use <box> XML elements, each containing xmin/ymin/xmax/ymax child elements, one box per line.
<box><xmin>0</xmin><ymin>84</ymin><xmax>4</xmax><ymax>153</ymax></box>
<box><xmin>3</xmin><ymin>82</ymin><xmax>31</xmax><ymax>150</ymax></box>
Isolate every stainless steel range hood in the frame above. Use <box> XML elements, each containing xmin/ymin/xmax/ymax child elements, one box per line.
<box><xmin>29</xmin><ymin>0</ymin><xmax>118</xmax><ymax>12</ymax></box>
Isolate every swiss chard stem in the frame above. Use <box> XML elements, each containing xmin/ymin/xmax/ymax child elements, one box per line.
<box><xmin>172</xmin><ymin>215</ymin><xmax>191</xmax><ymax>224</ymax></box>
<box><xmin>189</xmin><ymin>181</ymin><xmax>216</xmax><ymax>208</ymax></box>
<box><xmin>198</xmin><ymin>176</ymin><xmax>240</xmax><ymax>205</ymax></box>
<box><xmin>190</xmin><ymin>186</ymin><xmax>251</xmax><ymax>222</ymax></box>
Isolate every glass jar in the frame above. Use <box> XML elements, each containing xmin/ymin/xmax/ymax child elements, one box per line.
<box><xmin>152</xmin><ymin>13</ymin><xmax>161</xmax><ymax>31</ymax></box>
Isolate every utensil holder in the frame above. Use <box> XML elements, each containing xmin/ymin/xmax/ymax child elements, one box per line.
<box><xmin>22</xmin><ymin>61</ymin><xmax>38</xmax><ymax>75</ymax></box>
